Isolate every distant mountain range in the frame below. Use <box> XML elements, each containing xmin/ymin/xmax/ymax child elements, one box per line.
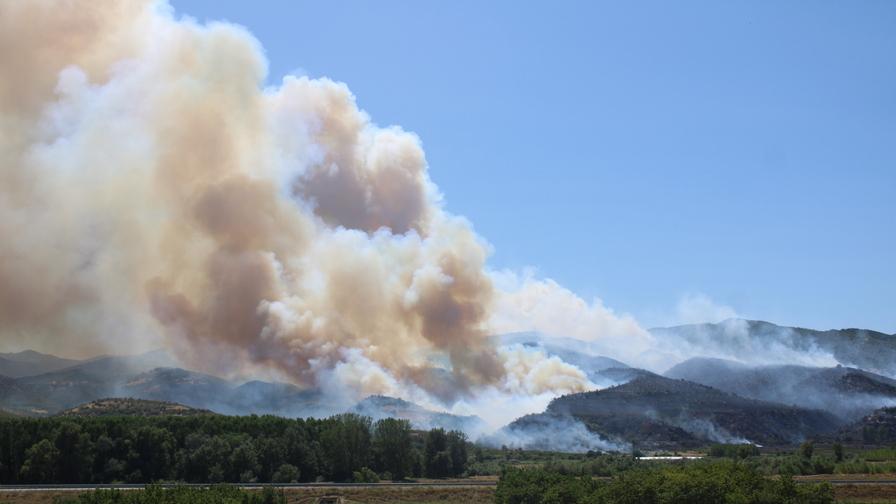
<box><xmin>0</xmin><ymin>351</ymin><xmax>333</xmax><ymax>418</ymax></box>
<box><xmin>0</xmin><ymin>350</ymin><xmax>82</xmax><ymax>378</ymax></box>
<box><xmin>651</xmin><ymin>319</ymin><xmax>896</xmax><ymax>376</ymax></box>
<box><xmin>498</xmin><ymin>320</ymin><xmax>896</xmax><ymax>450</ymax></box>
<box><xmin>3</xmin><ymin>319</ymin><xmax>896</xmax><ymax>450</ymax></box>
<box><xmin>0</xmin><ymin>349</ymin><xmax>482</xmax><ymax>430</ymax></box>
<box><xmin>665</xmin><ymin>357</ymin><xmax>896</xmax><ymax>421</ymax></box>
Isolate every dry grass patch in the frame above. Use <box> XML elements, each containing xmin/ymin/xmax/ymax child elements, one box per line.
<box><xmin>280</xmin><ymin>486</ymin><xmax>494</xmax><ymax>504</ymax></box>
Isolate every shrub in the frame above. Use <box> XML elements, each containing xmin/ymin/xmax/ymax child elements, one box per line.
<box><xmin>352</xmin><ymin>466</ymin><xmax>379</xmax><ymax>483</ymax></box>
<box><xmin>271</xmin><ymin>463</ymin><xmax>299</xmax><ymax>483</ymax></box>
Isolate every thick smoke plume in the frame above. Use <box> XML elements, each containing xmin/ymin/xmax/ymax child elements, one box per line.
<box><xmin>1</xmin><ymin>0</ymin><xmax>643</xmax><ymax>411</ymax></box>
<box><xmin>4</xmin><ymin>2</ymin><xmax>889</xmax><ymax>452</ymax></box>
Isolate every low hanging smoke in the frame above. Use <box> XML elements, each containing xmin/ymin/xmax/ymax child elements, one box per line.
<box><xmin>485</xmin><ymin>413</ymin><xmax>629</xmax><ymax>453</ymax></box>
<box><xmin>0</xmin><ymin>0</ymin><xmax>649</xmax><ymax>414</ymax></box>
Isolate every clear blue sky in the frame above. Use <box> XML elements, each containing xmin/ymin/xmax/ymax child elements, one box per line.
<box><xmin>171</xmin><ymin>1</ymin><xmax>896</xmax><ymax>333</ymax></box>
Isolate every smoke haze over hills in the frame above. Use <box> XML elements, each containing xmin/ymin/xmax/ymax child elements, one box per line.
<box><xmin>1</xmin><ymin>0</ymin><xmax>894</xmax><ymax>431</ymax></box>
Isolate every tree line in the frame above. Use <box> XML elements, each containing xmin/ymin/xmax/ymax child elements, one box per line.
<box><xmin>0</xmin><ymin>413</ymin><xmax>469</xmax><ymax>484</ymax></box>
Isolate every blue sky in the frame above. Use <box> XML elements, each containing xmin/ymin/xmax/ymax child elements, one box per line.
<box><xmin>171</xmin><ymin>1</ymin><xmax>896</xmax><ymax>333</ymax></box>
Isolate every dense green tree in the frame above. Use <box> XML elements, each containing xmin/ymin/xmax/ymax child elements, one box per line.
<box><xmin>93</xmin><ymin>434</ymin><xmax>119</xmax><ymax>481</ymax></box>
<box><xmin>19</xmin><ymin>439</ymin><xmax>59</xmax><ymax>483</ymax></box>
<box><xmin>173</xmin><ymin>433</ymin><xmax>207</xmax><ymax>482</ymax></box>
<box><xmin>423</xmin><ymin>428</ymin><xmax>468</xmax><ymax>478</ymax></box>
<box><xmin>320</xmin><ymin>414</ymin><xmax>372</xmax><ymax>481</ymax></box>
<box><xmin>446</xmin><ymin>430</ymin><xmax>468</xmax><ymax>477</ymax></box>
<box><xmin>229</xmin><ymin>438</ymin><xmax>260</xmax><ymax>482</ymax></box>
<box><xmin>255</xmin><ymin>436</ymin><xmax>286</xmax><ymax>482</ymax></box>
<box><xmin>0</xmin><ymin>415</ymin><xmax>434</xmax><ymax>485</ymax></box>
<box><xmin>54</xmin><ymin>422</ymin><xmax>93</xmax><ymax>483</ymax></box>
<box><xmin>424</xmin><ymin>428</ymin><xmax>449</xmax><ymax>477</ymax></box>
<box><xmin>372</xmin><ymin>418</ymin><xmax>413</xmax><ymax>480</ymax></box>
<box><xmin>128</xmin><ymin>426</ymin><xmax>175</xmax><ymax>481</ymax></box>
<box><xmin>282</xmin><ymin>424</ymin><xmax>317</xmax><ymax>481</ymax></box>
<box><xmin>800</xmin><ymin>441</ymin><xmax>815</xmax><ymax>459</ymax></box>
<box><xmin>102</xmin><ymin>458</ymin><xmax>127</xmax><ymax>482</ymax></box>
<box><xmin>428</xmin><ymin>451</ymin><xmax>453</xmax><ymax>478</ymax></box>
<box><xmin>271</xmin><ymin>463</ymin><xmax>299</xmax><ymax>483</ymax></box>
<box><xmin>178</xmin><ymin>434</ymin><xmax>230</xmax><ymax>483</ymax></box>
<box><xmin>833</xmin><ymin>442</ymin><xmax>844</xmax><ymax>462</ymax></box>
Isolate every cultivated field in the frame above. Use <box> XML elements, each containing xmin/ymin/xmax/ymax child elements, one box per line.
<box><xmin>0</xmin><ymin>485</ymin><xmax>496</xmax><ymax>504</ymax></box>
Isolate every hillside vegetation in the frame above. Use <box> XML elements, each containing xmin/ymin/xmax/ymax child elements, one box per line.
<box><xmin>665</xmin><ymin>357</ymin><xmax>896</xmax><ymax>420</ymax></box>
<box><xmin>532</xmin><ymin>374</ymin><xmax>839</xmax><ymax>449</ymax></box>
<box><xmin>837</xmin><ymin>407</ymin><xmax>896</xmax><ymax>445</ymax></box>
<box><xmin>57</xmin><ymin>398</ymin><xmax>213</xmax><ymax>417</ymax></box>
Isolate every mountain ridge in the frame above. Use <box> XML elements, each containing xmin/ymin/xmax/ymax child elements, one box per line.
<box><xmin>504</xmin><ymin>373</ymin><xmax>841</xmax><ymax>451</ymax></box>
<box><xmin>665</xmin><ymin>356</ymin><xmax>896</xmax><ymax>421</ymax></box>
<box><xmin>650</xmin><ymin>319</ymin><xmax>896</xmax><ymax>376</ymax></box>
<box><xmin>0</xmin><ymin>350</ymin><xmax>83</xmax><ymax>378</ymax></box>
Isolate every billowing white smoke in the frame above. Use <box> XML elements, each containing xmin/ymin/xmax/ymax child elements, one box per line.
<box><xmin>490</xmin><ymin>271</ymin><xmax>655</xmax><ymax>366</ymax></box>
<box><xmin>0</xmin><ymin>0</ymin><xmax>654</xmax><ymax>421</ymax></box>
<box><xmin>5</xmin><ymin>2</ymin><xmax>882</xmax><ymax>451</ymax></box>
<box><xmin>485</xmin><ymin>414</ymin><xmax>629</xmax><ymax>453</ymax></box>
<box><xmin>651</xmin><ymin>300</ymin><xmax>840</xmax><ymax>369</ymax></box>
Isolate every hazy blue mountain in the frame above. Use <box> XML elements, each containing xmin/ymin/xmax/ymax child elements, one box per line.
<box><xmin>0</xmin><ymin>349</ymin><xmax>333</xmax><ymax>417</ymax></box>
<box><xmin>0</xmin><ymin>350</ymin><xmax>82</xmax><ymax>378</ymax></box>
<box><xmin>665</xmin><ymin>357</ymin><xmax>896</xmax><ymax>421</ymax></box>
<box><xmin>120</xmin><ymin>367</ymin><xmax>234</xmax><ymax>411</ymax></box>
<box><xmin>351</xmin><ymin>395</ymin><xmax>488</xmax><ymax>435</ymax></box>
<box><xmin>651</xmin><ymin>319</ymin><xmax>896</xmax><ymax>376</ymax></box>
<box><xmin>21</xmin><ymin>350</ymin><xmax>176</xmax><ymax>386</ymax></box>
